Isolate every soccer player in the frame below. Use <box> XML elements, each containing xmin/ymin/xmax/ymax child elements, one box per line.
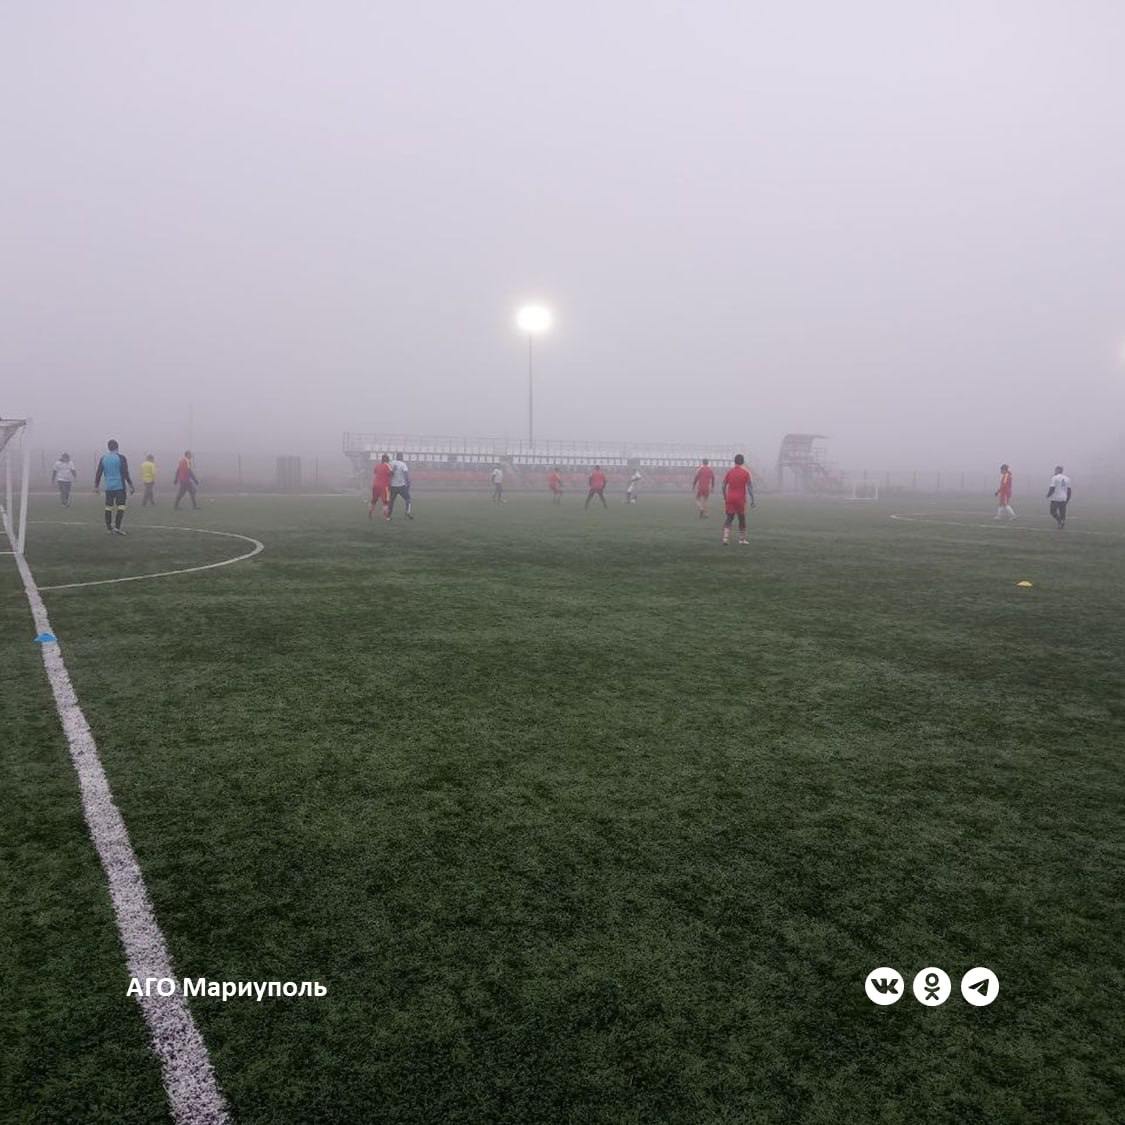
<box><xmin>585</xmin><ymin>465</ymin><xmax>608</xmax><ymax>509</ymax></box>
<box><xmin>173</xmin><ymin>451</ymin><xmax>200</xmax><ymax>510</ymax></box>
<box><xmin>370</xmin><ymin>454</ymin><xmax>392</xmax><ymax>520</ymax></box>
<box><xmin>94</xmin><ymin>439</ymin><xmax>135</xmax><ymax>534</ymax></box>
<box><xmin>692</xmin><ymin>458</ymin><xmax>715</xmax><ymax>518</ymax></box>
<box><xmin>625</xmin><ymin>469</ymin><xmax>643</xmax><ymax>504</ymax></box>
<box><xmin>1046</xmin><ymin>465</ymin><xmax>1072</xmax><ymax>529</ymax></box>
<box><xmin>721</xmin><ymin>454</ymin><xmax>753</xmax><ymax>544</ymax></box>
<box><xmin>388</xmin><ymin>452</ymin><xmax>414</xmax><ymax>519</ymax></box>
<box><xmin>491</xmin><ymin>464</ymin><xmax>504</xmax><ymax>503</ymax></box>
<box><xmin>141</xmin><ymin>453</ymin><xmax>158</xmax><ymax>506</ymax></box>
<box><xmin>548</xmin><ymin>466</ymin><xmax>563</xmax><ymax>503</ymax></box>
<box><xmin>51</xmin><ymin>453</ymin><xmax>77</xmax><ymax>507</ymax></box>
<box><xmin>994</xmin><ymin>463</ymin><xmax>1015</xmax><ymax>520</ymax></box>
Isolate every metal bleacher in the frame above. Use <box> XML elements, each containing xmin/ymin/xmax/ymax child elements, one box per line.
<box><xmin>343</xmin><ymin>432</ymin><xmax>750</xmax><ymax>491</ymax></box>
<box><xmin>344</xmin><ymin>433</ymin><xmax>743</xmax><ymax>472</ymax></box>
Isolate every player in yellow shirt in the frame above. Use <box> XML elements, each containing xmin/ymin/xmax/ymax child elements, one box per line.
<box><xmin>141</xmin><ymin>454</ymin><xmax>158</xmax><ymax>506</ymax></box>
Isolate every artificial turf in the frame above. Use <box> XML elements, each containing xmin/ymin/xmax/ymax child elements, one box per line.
<box><xmin>2</xmin><ymin>490</ymin><xmax>1123</xmax><ymax>1123</ymax></box>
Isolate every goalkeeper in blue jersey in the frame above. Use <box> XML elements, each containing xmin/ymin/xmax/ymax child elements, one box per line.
<box><xmin>94</xmin><ymin>439</ymin><xmax>135</xmax><ymax>535</ymax></box>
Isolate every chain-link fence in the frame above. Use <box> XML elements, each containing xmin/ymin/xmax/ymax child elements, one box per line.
<box><xmin>836</xmin><ymin>468</ymin><xmax>1123</xmax><ymax>497</ymax></box>
<box><xmin>27</xmin><ymin>450</ymin><xmax>353</xmax><ymax>494</ymax></box>
<box><xmin>26</xmin><ymin>450</ymin><xmax>1124</xmax><ymax>497</ymax></box>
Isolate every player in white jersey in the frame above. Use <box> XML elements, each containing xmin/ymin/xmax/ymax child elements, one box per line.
<box><xmin>51</xmin><ymin>453</ymin><xmax>77</xmax><ymax>506</ymax></box>
<box><xmin>625</xmin><ymin>470</ymin><xmax>643</xmax><ymax>503</ymax></box>
<box><xmin>388</xmin><ymin>453</ymin><xmax>414</xmax><ymax>519</ymax></box>
<box><xmin>1046</xmin><ymin>465</ymin><xmax>1072</xmax><ymax>529</ymax></box>
<box><xmin>490</xmin><ymin>465</ymin><xmax>504</xmax><ymax>503</ymax></box>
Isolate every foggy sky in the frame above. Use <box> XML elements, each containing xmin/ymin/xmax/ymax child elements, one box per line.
<box><xmin>4</xmin><ymin>1</ymin><xmax>1124</xmax><ymax>472</ymax></box>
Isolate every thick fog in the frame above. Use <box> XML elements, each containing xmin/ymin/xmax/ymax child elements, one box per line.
<box><xmin>4</xmin><ymin>1</ymin><xmax>1124</xmax><ymax>474</ymax></box>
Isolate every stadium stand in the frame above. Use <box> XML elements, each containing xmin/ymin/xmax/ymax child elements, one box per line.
<box><xmin>344</xmin><ymin>433</ymin><xmax>757</xmax><ymax>492</ymax></box>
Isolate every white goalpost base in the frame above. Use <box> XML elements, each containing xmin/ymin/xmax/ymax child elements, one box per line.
<box><xmin>0</xmin><ymin>418</ymin><xmax>32</xmax><ymax>554</ymax></box>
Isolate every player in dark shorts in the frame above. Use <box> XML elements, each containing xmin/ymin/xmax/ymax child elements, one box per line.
<box><xmin>94</xmin><ymin>439</ymin><xmax>135</xmax><ymax>534</ymax></box>
<box><xmin>1046</xmin><ymin>465</ymin><xmax>1072</xmax><ymax>529</ymax></box>
<box><xmin>388</xmin><ymin>453</ymin><xmax>414</xmax><ymax>519</ymax></box>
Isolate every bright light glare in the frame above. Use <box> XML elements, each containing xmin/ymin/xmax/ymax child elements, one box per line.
<box><xmin>517</xmin><ymin>305</ymin><xmax>552</xmax><ymax>333</ymax></box>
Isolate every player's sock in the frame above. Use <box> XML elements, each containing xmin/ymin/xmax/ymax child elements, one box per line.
<box><xmin>104</xmin><ymin>508</ymin><xmax>113</xmax><ymax>530</ymax></box>
<box><xmin>115</xmin><ymin>508</ymin><xmax>125</xmax><ymax>530</ymax></box>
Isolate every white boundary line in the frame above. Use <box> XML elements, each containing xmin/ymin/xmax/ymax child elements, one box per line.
<box><xmin>889</xmin><ymin>511</ymin><xmax>1124</xmax><ymax>538</ymax></box>
<box><xmin>29</xmin><ymin>522</ymin><xmax>264</xmax><ymax>591</ymax></box>
<box><xmin>3</xmin><ymin>535</ymin><xmax>230</xmax><ymax>1123</ymax></box>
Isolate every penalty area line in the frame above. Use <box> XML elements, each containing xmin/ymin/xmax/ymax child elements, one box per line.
<box><xmin>2</xmin><ymin>535</ymin><xmax>230</xmax><ymax>1124</ymax></box>
<box><xmin>32</xmin><ymin>523</ymin><xmax>265</xmax><ymax>591</ymax></box>
<box><xmin>889</xmin><ymin>513</ymin><xmax>1123</xmax><ymax>538</ymax></box>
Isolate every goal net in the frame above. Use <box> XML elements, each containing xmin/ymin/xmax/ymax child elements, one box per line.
<box><xmin>0</xmin><ymin>418</ymin><xmax>31</xmax><ymax>554</ymax></box>
<box><xmin>847</xmin><ymin>480</ymin><xmax>879</xmax><ymax>502</ymax></box>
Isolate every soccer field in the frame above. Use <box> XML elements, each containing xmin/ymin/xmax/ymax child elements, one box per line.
<box><xmin>3</xmin><ymin>491</ymin><xmax>1123</xmax><ymax>1123</ymax></box>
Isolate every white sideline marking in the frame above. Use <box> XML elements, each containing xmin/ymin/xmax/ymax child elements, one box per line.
<box><xmin>3</xmin><ymin>537</ymin><xmax>230</xmax><ymax>1123</ymax></box>
<box><xmin>31</xmin><ymin>523</ymin><xmax>264</xmax><ymax>591</ymax></box>
<box><xmin>889</xmin><ymin>512</ymin><xmax>1122</xmax><ymax>538</ymax></box>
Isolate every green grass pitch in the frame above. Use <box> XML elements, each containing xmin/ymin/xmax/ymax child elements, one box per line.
<box><xmin>2</xmin><ymin>491</ymin><xmax>1123</xmax><ymax>1123</ymax></box>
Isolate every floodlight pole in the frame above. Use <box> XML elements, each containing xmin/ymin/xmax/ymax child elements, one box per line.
<box><xmin>527</xmin><ymin>334</ymin><xmax>534</xmax><ymax>447</ymax></box>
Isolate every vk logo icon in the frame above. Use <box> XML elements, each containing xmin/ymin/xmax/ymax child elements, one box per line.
<box><xmin>865</xmin><ymin>967</ymin><xmax>904</xmax><ymax>1005</ymax></box>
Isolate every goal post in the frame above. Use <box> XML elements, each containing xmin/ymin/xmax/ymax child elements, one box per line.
<box><xmin>847</xmin><ymin>479</ymin><xmax>879</xmax><ymax>502</ymax></box>
<box><xmin>0</xmin><ymin>417</ymin><xmax>31</xmax><ymax>554</ymax></box>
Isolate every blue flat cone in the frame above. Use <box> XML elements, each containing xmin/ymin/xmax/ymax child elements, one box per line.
<box><xmin>34</xmin><ymin>632</ymin><xmax>57</xmax><ymax>644</ymax></box>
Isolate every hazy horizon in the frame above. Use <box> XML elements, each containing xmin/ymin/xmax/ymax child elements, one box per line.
<box><xmin>4</xmin><ymin>2</ymin><xmax>1124</xmax><ymax>475</ymax></box>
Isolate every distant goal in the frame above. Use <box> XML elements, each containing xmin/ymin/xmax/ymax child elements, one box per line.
<box><xmin>846</xmin><ymin>480</ymin><xmax>880</xmax><ymax>502</ymax></box>
<box><xmin>0</xmin><ymin>417</ymin><xmax>31</xmax><ymax>554</ymax></box>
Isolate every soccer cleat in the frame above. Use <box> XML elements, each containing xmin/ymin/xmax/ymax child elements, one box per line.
<box><xmin>113</xmin><ymin>528</ymin><xmax>127</xmax><ymax>536</ymax></box>
<box><xmin>739</xmin><ymin>539</ymin><xmax>749</xmax><ymax>545</ymax></box>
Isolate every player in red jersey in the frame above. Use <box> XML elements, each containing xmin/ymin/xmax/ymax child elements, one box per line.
<box><xmin>585</xmin><ymin>465</ymin><xmax>608</xmax><ymax>509</ymax></box>
<box><xmin>548</xmin><ymin>467</ymin><xmax>563</xmax><ymax>504</ymax></box>
<box><xmin>994</xmin><ymin>463</ymin><xmax>1015</xmax><ymax>521</ymax></box>
<box><xmin>370</xmin><ymin>454</ymin><xmax>392</xmax><ymax>521</ymax></box>
<box><xmin>721</xmin><ymin>454</ymin><xmax>753</xmax><ymax>544</ymax></box>
<box><xmin>692</xmin><ymin>458</ymin><xmax>715</xmax><ymax>518</ymax></box>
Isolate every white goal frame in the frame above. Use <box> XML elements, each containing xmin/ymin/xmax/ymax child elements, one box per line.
<box><xmin>847</xmin><ymin>480</ymin><xmax>880</xmax><ymax>502</ymax></box>
<box><xmin>0</xmin><ymin>417</ymin><xmax>31</xmax><ymax>554</ymax></box>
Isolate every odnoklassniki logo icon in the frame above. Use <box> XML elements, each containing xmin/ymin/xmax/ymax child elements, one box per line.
<box><xmin>912</xmin><ymin>966</ymin><xmax>952</xmax><ymax>1006</ymax></box>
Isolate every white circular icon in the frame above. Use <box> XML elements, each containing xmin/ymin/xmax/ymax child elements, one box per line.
<box><xmin>865</xmin><ymin>967</ymin><xmax>904</xmax><ymax>1005</ymax></box>
<box><xmin>960</xmin><ymin>967</ymin><xmax>999</xmax><ymax>1006</ymax></box>
<box><xmin>912</xmin><ymin>967</ymin><xmax>951</xmax><ymax>1006</ymax></box>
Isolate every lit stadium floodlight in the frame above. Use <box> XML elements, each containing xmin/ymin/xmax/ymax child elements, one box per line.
<box><xmin>516</xmin><ymin>304</ymin><xmax>553</xmax><ymax>445</ymax></box>
<box><xmin>517</xmin><ymin>304</ymin><xmax>552</xmax><ymax>334</ymax></box>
